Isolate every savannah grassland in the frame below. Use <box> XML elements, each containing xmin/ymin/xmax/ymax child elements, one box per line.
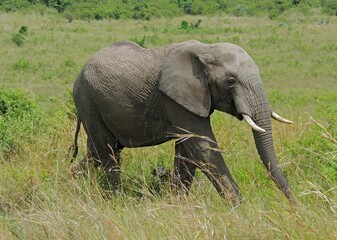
<box><xmin>0</xmin><ymin>8</ymin><xmax>336</xmax><ymax>240</ymax></box>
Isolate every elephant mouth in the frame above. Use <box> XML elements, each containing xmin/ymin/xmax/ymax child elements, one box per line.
<box><xmin>234</xmin><ymin>109</ymin><xmax>243</xmax><ymax>121</ymax></box>
<box><xmin>221</xmin><ymin>95</ymin><xmax>243</xmax><ymax>120</ymax></box>
<box><xmin>231</xmin><ymin>95</ymin><xmax>265</xmax><ymax>131</ymax></box>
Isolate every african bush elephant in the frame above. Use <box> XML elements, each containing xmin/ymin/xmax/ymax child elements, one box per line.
<box><xmin>72</xmin><ymin>40</ymin><xmax>295</xmax><ymax>204</ymax></box>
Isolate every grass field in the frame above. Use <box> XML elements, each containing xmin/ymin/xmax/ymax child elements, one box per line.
<box><xmin>0</xmin><ymin>10</ymin><xmax>336</xmax><ymax>239</ymax></box>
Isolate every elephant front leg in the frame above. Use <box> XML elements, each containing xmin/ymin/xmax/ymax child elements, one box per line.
<box><xmin>184</xmin><ymin>138</ymin><xmax>241</xmax><ymax>203</ymax></box>
<box><xmin>173</xmin><ymin>142</ymin><xmax>197</xmax><ymax>194</ymax></box>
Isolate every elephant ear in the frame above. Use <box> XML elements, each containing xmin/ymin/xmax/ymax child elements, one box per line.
<box><xmin>159</xmin><ymin>44</ymin><xmax>212</xmax><ymax>117</ymax></box>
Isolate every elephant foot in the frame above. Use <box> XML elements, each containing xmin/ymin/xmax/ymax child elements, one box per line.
<box><xmin>97</xmin><ymin>166</ymin><xmax>122</xmax><ymax>194</ymax></box>
<box><xmin>209</xmin><ymin>175</ymin><xmax>242</xmax><ymax>205</ymax></box>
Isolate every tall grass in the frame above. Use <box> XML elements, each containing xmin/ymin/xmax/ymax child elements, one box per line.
<box><xmin>0</xmin><ymin>11</ymin><xmax>336</xmax><ymax>239</ymax></box>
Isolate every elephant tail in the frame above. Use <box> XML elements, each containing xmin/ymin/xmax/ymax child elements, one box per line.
<box><xmin>69</xmin><ymin>118</ymin><xmax>81</xmax><ymax>163</ymax></box>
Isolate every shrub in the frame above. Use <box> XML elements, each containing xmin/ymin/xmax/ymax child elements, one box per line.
<box><xmin>176</xmin><ymin>0</ymin><xmax>202</xmax><ymax>15</ymax></box>
<box><xmin>12</xmin><ymin>59</ymin><xmax>32</xmax><ymax>71</ymax></box>
<box><xmin>49</xmin><ymin>0</ymin><xmax>74</xmax><ymax>13</ymax></box>
<box><xmin>0</xmin><ymin>87</ymin><xmax>41</xmax><ymax>158</ymax></box>
<box><xmin>19</xmin><ymin>25</ymin><xmax>28</xmax><ymax>34</ymax></box>
<box><xmin>268</xmin><ymin>9</ymin><xmax>280</xmax><ymax>19</ymax></box>
<box><xmin>130</xmin><ymin>36</ymin><xmax>146</xmax><ymax>48</ymax></box>
<box><xmin>322</xmin><ymin>0</ymin><xmax>337</xmax><ymax>15</ymax></box>
<box><xmin>179</xmin><ymin>19</ymin><xmax>202</xmax><ymax>30</ymax></box>
<box><xmin>11</xmin><ymin>26</ymin><xmax>28</xmax><ymax>47</ymax></box>
<box><xmin>0</xmin><ymin>0</ymin><xmax>29</xmax><ymax>12</ymax></box>
<box><xmin>109</xmin><ymin>9</ymin><xmax>121</xmax><ymax>20</ymax></box>
<box><xmin>233</xmin><ymin>5</ymin><xmax>247</xmax><ymax>16</ymax></box>
<box><xmin>131</xmin><ymin>3</ymin><xmax>151</xmax><ymax>20</ymax></box>
<box><xmin>0</xmin><ymin>0</ymin><xmax>333</xmax><ymax>19</ymax></box>
<box><xmin>63</xmin><ymin>12</ymin><xmax>74</xmax><ymax>22</ymax></box>
<box><xmin>11</xmin><ymin>33</ymin><xmax>25</xmax><ymax>47</ymax></box>
<box><xmin>180</xmin><ymin>20</ymin><xmax>189</xmax><ymax>29</ymax></box>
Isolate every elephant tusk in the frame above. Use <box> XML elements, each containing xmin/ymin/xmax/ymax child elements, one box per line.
<box><xmin>272</xmin><ymin>112</ymin><xmax>293</xmax><ymax>124</ymax></box>
<box><xmin>242</xmin><ymin>114</ymin><xmax>266</xmax><ymax>132</ymax></box>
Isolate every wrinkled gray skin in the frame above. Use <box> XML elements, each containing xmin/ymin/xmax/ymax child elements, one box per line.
<box><xmin>73</xmin><ymin>40</ymin><xmax>295</xmax><ymax>204</ymax></box>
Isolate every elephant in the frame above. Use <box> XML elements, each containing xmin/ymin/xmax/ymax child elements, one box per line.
<box><xmin>71</xmin><ymin>40</ymin><xmax>295</xmax><ymax>204</ymax></box>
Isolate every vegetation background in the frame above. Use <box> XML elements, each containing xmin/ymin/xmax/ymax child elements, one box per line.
<box><xmin>0</xmin><ymin>0</ymin><xmax>336</xmax><ymax>239</ymax></box>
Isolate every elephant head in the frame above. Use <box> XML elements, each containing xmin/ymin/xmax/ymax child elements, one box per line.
<box><xmin>159</xmin><ymin>42</ymin><xmax>295</xmax><ymax>203</ymax></box>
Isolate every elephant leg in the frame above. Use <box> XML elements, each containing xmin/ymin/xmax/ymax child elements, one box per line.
<box><xmin>167</xmin><ymin>105</ymin><xmax>241</xmax><ymax>202</ymax></box>
<box><xmin>176</xmin><ymin>134</ymin><xmax>241</xmax><ymax>203</ymax></box>
<box><xmin>83</xmin><ymin>117</ymin><xmax>124</xmax><ymax>190</ymax></box>
<box><xmin>173</xmin><ymin>142</ymin><xmax>197</xmax><ymax>193</ymax></box>
<box><xmin>197</xmin><ymin>140</ymin><xmax>241</xmax><ymax>203</ymax></box>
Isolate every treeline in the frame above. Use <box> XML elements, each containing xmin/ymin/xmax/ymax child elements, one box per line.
<box><xmin>0</xmin><ymin>0</ymin><xmax>336</xmax><ymax>20</ymax></box>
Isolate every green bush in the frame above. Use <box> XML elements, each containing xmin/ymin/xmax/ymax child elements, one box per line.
<box><xmin>19</xmin><ymin>25</ymin><xmax>28</xmax><ymax>34</ymax></box>
<box><xmin>322</xmin><ymin>0</ymin><xmax>337</xmax><ymax>15</ymax></box>
<box><xmin>233</xmin><ymin>5</ymin><xmax>247</xmax><ymax>17</ymax></box>
<box><xmin>180</xmin><ymin>19</ymin><xmax>202</xmax><ymax>29</ymax></box>
<box><xmin>12</xmin><ymin>59</ymin><xmax>32</xmax><ymax>70</ymax></box>
<box><xmin>180</xmin><ymin>20</ymin><xmax>189</xmax><ymax>29</ymax></box>
<box><xmin>11</xmin><ymin>33</ymin><xmax>25</xmax><ymax>47</ymax></box>
<box><xmin>0</xmin><ymin>0</ymin><xmax>333</xmax><ymax>19</ymax></box>
<box><xmin>11</xmin><ymin>26</ymin><xmax>29</xmax><ymax>47</ymax></box>
<box><xmin>130</xmin><ymin>35</ymin><xmax>146</xmax><ymax>48</ymax></box>
<box><xmin>0</xmin><ymin>0</ymin><xmax>29</xmax><ymax>12</ymax></box>
<box><xmin>178</xmin><ymin>0</ymin><xmax>195</xmax><ymax>15</ymax></box>
<box><xmin>0</xmin><ymin>87</ymin><xmax>41</xmax><ymax>158</ymax></box>
<box><xmin>49</xmin><ymin>0</ymin><xmax>74</xmax><ymax>13</ymax></box>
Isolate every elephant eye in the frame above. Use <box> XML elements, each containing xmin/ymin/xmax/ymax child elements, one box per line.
<box><xmin>226</xmin><ymin>77</ymin><xmax>236</xmax><ymax>88</ymax></box>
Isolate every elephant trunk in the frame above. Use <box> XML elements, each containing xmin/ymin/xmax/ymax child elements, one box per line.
<box><xmin>235</xmin><ymin>76</ymin><xmax>295</xmax><ymax>204</ymax></box>
<box><xmin>252</xmin><ymin>105</ymin><xmax>295</xmax><ymax>204</ymax></box>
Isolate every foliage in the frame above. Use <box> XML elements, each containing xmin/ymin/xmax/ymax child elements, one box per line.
<box><xmin>0</xmin><ymin>87</ymin><xmax>41</xmax><ymax>157</ymax></box>
<box><xmin>130</xmin><ymin>35</ymin><xmax>147</xmax><ymax>48</ymax></box>
<box><xmin>176</xmin><ymin>0</ymin><xmax>202</xmax><ymax>15</ymax></box>
<box><xmin>12</xmin><ymin>59</ymin><xmax>32</xmax><ymax>70</ymax></box>
<box><xmin>322</xmin><ymin>0</ymin><xmax>337</xmax><ymax>15</ymax></box>
<box><xmin>180</xmin><ymin>19</ymin><xmax>189</xmax><ymax>29</ymax></box>
<box><xmin>0</xmin><ymin>0</ymin><xmax>29</xmax><ymax>12</ymax></box>
<box><xmin>19</xmin><ymin>25</ymin><xmax>28</xmax><ymax>34</ymax></box>
<box><xmin>180</xmin><ymin>18</ymin><xmax>202</xmax><ymax>29</ymax></box>
<box><xmin>48</xmin><ymin>0</ymin><xmax>73</xmax><ymax>13</ymax></box>
<box><xmin>11</xmin><ymin>32</ymin><xmax>25</xmax><ymax>46</ymax></box>
<box><xmin>0</xmin><ymin>0</ymin><xmax>335</xmax><ymax>19</ymax></box>
<box><xmin>232</xmin><ymin>4</ymin><xmax>247</xmax><ymax>17</ymax></box>
<box><xmin>11</xmin><ymin>25</ymin><xmax>28</xmax><ymax>46</ymax></box>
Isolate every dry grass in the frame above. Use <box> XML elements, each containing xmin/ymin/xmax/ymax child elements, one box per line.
<box><xmin>0</xmin><ymin>11</ymin><xmax>336</xmax><ymax>239</ymax></box>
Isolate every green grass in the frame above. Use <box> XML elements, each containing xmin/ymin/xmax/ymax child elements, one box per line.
<box><xmin>0</xmin><ymin>10</ymin><xmax>336</xmax><ymax>239</ymax></box>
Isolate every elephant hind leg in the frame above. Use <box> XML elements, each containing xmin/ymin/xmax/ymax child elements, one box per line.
<box><xmin>82</xmin><ymin>115</ymin><xmax>124</xmax><ymax>190</ymax></box>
